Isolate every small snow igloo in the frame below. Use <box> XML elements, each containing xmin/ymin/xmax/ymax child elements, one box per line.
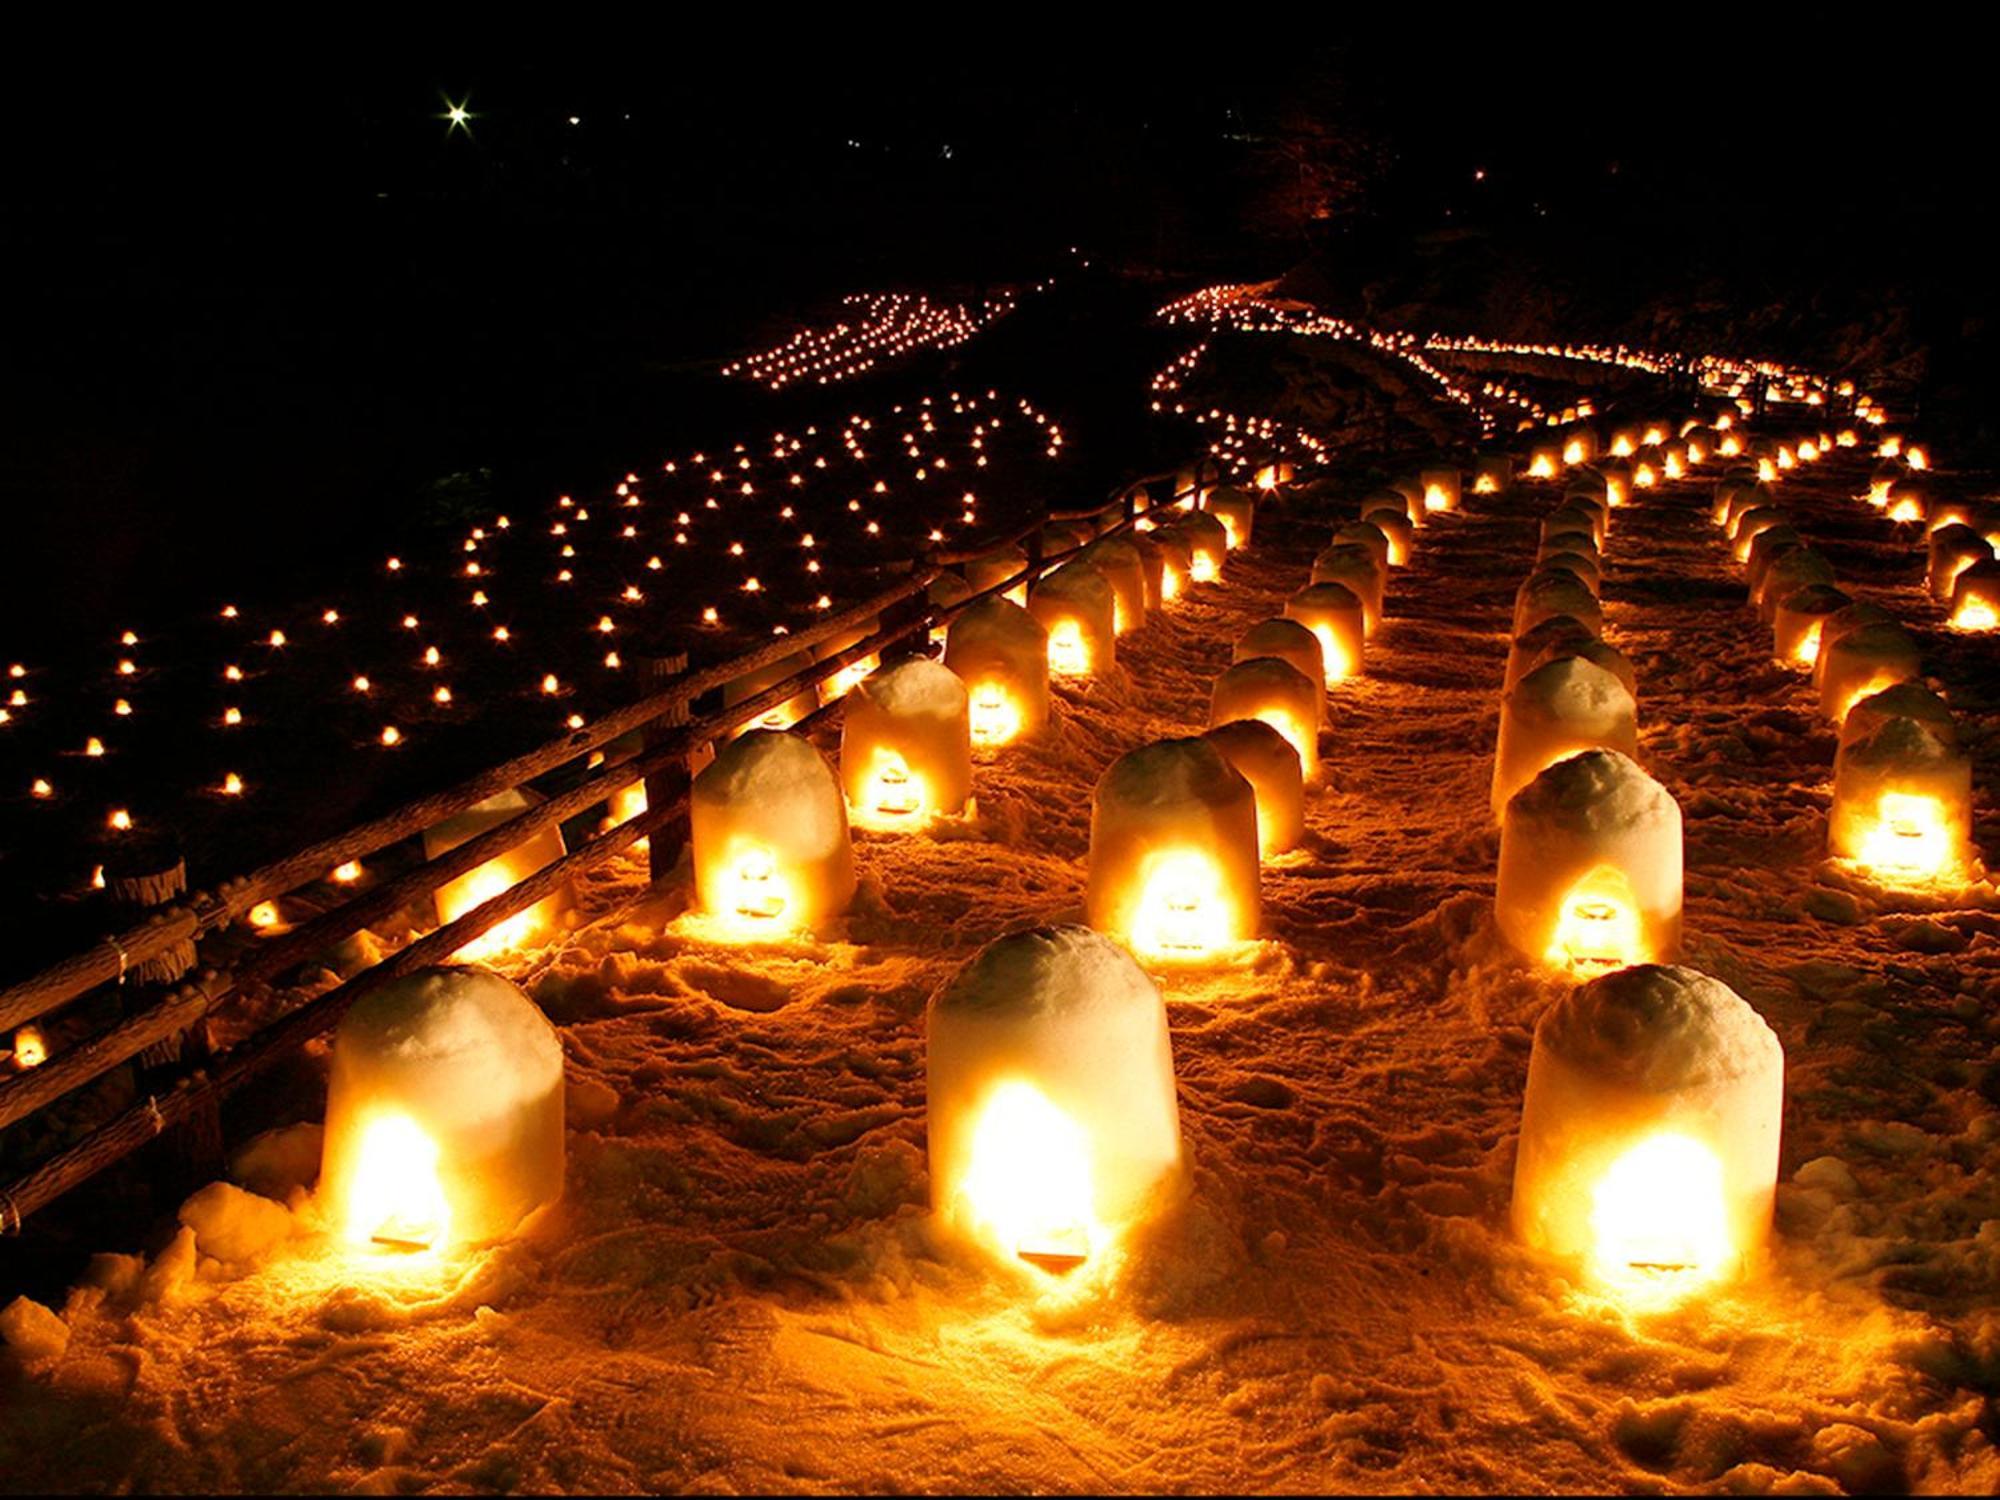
<box><xmin>1510</xmin><ymin>964</ymin><xmax>1784</xmax><ymax>1298</ymax></box>
<box><xmin>1310</xmin><ymin>545</ymin><xmax>1386</xmax><ymax>635</ymax></box>
<box><xmin>1029</xmin><ymin>560</ymin><xmax>1117</xmax><ymax>680</ymax></box>
<box><xmin>1233</xmin><ymin>616</ymin><xmax>1326</xmax><ymax>693</ymax></box>
<box><xmin>423</xmin><ymin>788</ymin><xmax>572</xmax><ymax>963</ymax></box>
<box><xmin>1204</xmin><ymin>718</ymin><xmax>1306</xmax><ymax>857</ymax></box>
<box><xmin>1829</xmin><ymin>714</ymin><xmax>1974</xmax><ymax>883</ymax></box>
<box><xmin>1491</xmin><ymin>658</ymin><xmax>1639</xmax><ymax>819</ymax></box>
<box><xmin>840</xmin><ymin>657</ymin><xmax>972</xmax><ymax>830</ymax></box>
<box><xmin>1078</xmin><ymin>538</ymin><xmax>1149</xmax><ymax>634</ymax></box>
<box><xmin>1203</xmin><ymin>485</ymin><xmax>1256</xmax><ymax>550</ymax></box>
<box><xmin>1496</xmin><ymin>749</ymin><xmax>1683</xmax><ymax>975</ymax></box>
<box><xmin>320</xmin><ymin>965</ymin><xmax>564</xmax><ymax>1252</ymax></box>
<box><xmin>691</xmin><ymin>730</ymin><xmax>855</xmax><ymax>937</ymax></box>
<box><xmin>965</xmin><ymin>545</ymin><xmax>1031</xmax><ymax>607</ymax></box>
<box><xmin>1771</xmin><ymin>584</ymin><xmax>1850</xmax><ymax>668</ymax></box>
<box><xmin>1086</xmin><ymin>737</ymin><xmax>1261</xmax><ymax>964</ymax></box>
<box><xmin>944</xmin><ymin>597</ymin><xmax>1050</xmax><ymax>748</ymax></box>
<box><xmin>1818</xmin><ymin>623</ymin><xmax>1922</xmax><ymax>725</ymax></box>
<box><xmin>1951</xmin><ymin>558</ymin><xmax>2000</xmax><ymax>632</ymax></box>
<box><xmin>1286</xmin><ymin>582</ymin><xmax>1368</xmax><ymax>684</ymax></box>
<box><xmin>1170</xmin><ymin>511</ymin><xmax>1230</xmax><ymax>584</ymax></box>
<box><xmin>1515</xmin><ymin>569</ymin><xmax>1603</xmax><ymax>638</ymax></box>
<box><xmin>926</xmin><ymin>926</ymin><xmax>1185</xmax><ymax>1274</ymax></box>
<box><xmin>1209</xmin><ymin>656</ymin><xmax>1321</xmax><ymax>781</ymax></box>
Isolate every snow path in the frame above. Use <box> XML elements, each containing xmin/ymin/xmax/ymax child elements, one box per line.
<box><xmin>6</xmin><ymin>461</ymin><xmax>1998</xmax><ymax>1494</ymax></box>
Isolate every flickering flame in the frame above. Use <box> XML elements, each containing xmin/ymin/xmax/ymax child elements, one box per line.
<box><xmin>958</xmin><ymin>1080</ymin><xmax>1098</xmax><ymax>1272</ymax></box>
<box><xmin>855</xmin><ymin>748</ymin><xmax>931</xmax><ymax>827</ymax></box>
<box><xmin>1423</xmin><ymin>483</ymin><xmax>1450</xmax><ymax>513</ymax></box>
<box><xmin>1546</xmin><ymin>866</ymin><xmax>1644</xmax><ymax>975</ymax></box>
<box><xmin>1589</xmin><ymin>1132</ymin><xmax>1731</xmax><ymax>1294</ymax></box>
<box><xmin>1528</xmin><ymin>454</ymin><xmax>1557</xmax><ymax>479</ymax></box>
<box><xmin>1855</xmin><ymin>791</ymin><xmax>1954</xmax><ymax>880</ymax></box>
<box><xmin>441</xmin><ymin>864</ymin><xmax>545</xmax><ymax>961</ymax></box>
<box><xmin>248</xmin><ymin>900</ymin><xmax>282</xmax><ymax>930</ymax></box>
<box><xmin>1889</xmin><ymin>497</ymin><xmax>1923</xmax><ymax>523</ymax></box>
<box><xmin>1159</xmin><ymin>565</ymin><xmax>1184</xmax><ymax>603</ymax></box>
<box><xmin>1254</xmin><ymin>464</ymin><xmax>1279</xmax><ymax>492</ymax></box>
<box><xmin>1047</xmin><ymin>620</ymin><xmax>1092</xmax><ymax>678</ymax></box>
<box><xmin>1189</xmin><ymin>548</ymin><xmax>1220</xmax><ymax>584</ymax></box>
<box><xmin>715</xmin><ymin>841</ymin><xmax>792</xmax><ymax>932</ymax></box>
<box><xmin>1215</xmin><ymin>512</ymin><xmax>1242</xmax><ymax>549</ymax></box>
<box><xmin>1305</xmin><ymin>623</ymin><xmax>1354</xmax><ymax>685</ymax></box>
<box><xmin>1562</xmin><ymin>439</ymin><xmax>1585</xmax><ymax>466</ymax></box>
<box><xmin>968</xmin><ymin>680</ymin><xmax>1024</xmax><ymax>747</ymax></box>
<box><xmin>824</xmin><ymin>656</ymin><xmax>878</xmax><ymax>701</ymax></box>
<box><xmin>1473</xmin><ymin>474</ymin><xmax>1499</xmax><ymax>494</ymax></box>
<box><xmin>1793</xmin><ymin>625</ymin><xmax>1823</xmax><ymax>666</ymax></box>
<box><xmin>1952</xmin><ymin>597</ymin><xmax>1998</xmax><ymax>632</ymax></box>
<box><xmin>1129</xmin><ymin>848</ymin><xmax>1235</xmax><ymax>962</ymax></box>
<box><xmin>10</xmin><ymin>1026</ymin><xmax>46</xmax><ymax>1070</ymax></box>
<box><xmin>331</xmin><ymin>860</ymin><xmax>363</xmax><ymax>883</ymax></box>
<box><xmin>344</xmin><ymin>1112</ymin><xmax>451</xmax><ymax>1253</ymax></box>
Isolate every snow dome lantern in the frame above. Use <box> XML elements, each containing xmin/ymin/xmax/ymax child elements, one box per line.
<box><xmin>1203</xmin><ymin>485</ymin><xmax>1256</xmax><ymax>549</ymax></box>
<box><xmin>1420</xmin><ymin>464</ymin><xmax>1461</xmax><ymax>514</ymax></box>
<box><xmin>1029</xmin><ymin>560</ymin><xmax>1117</xmax><ymax>679</ymax></box>
<box><xmin>1475</xmin><ymin>453</ymin><xmax>1512</xmax><ymax>494</ymax></box>
<box><xmin>423</xmin><ymin>788</ymin><xmax>572</xmax><ymax>962</ymax></box>
<box><xmin>1515</xmin><ymin>570</ymin><xmax>1604</xmax><ymax>638</ymax></box>
<box><xmin>1496</xmin><ymin>749</ymin><xmax>1683</xmax><ymax>975</ymax></box>
<box><xmin>1285</xmin><ymin>582</ymin><xmax>1368</xmax><ymax>684</ymax></box>
<box><xmin>1772</xmin><ymin>584</ymin><xmax>1850</xmax><ymax>668</ymax></box>
<box><xmin>926</xmin><ymin>926</ymin><xmax>1185</xmax><ymax>1275</ymax></box>
<box><xmin>691</xmin><ymin>730</ymin><xmax>855</xmax><ymax>937</ymax></box>
<box><xmin>840</xmin><ymin>657</ymin><xmax>972</xmax><ymax>830</ymax></box>
<box><xmin>1078</xmin><ymin>538</ymin><xmax>1149</xmax><ymax>634</ymax></box>
<box><xmin>1086</xmin><ymin>737</ymin><xmax>1261</xmax><ymax>964</ymax></box>
<box><xmin>1232</xmin><ymin>616</ymin><xmax>1326</xmax><ymax>691</ymax></box>
<box><xmin>722</xmin><ymin>649</ymin><xmax>818</xmax><ymax>737</ymax></box>
<box><xmin>1204</xmin><ymin>719</ymin><xmax>1306</xmax><ymax>857</ymax></box>
<box><xmin>1504</xmin><ymin>615</ymin><xmax>1598</xmax><ymax>694</ymax></box>
<box><xmin>1510</xmin><ymin>964</ymin><xmax>1783</xmax><ymax>1299</ymax></box>
<box><xmin>1928</xmin><ymin>524</ymin><xmax>1993</xmax><ymax>603</ymax></box>
<box><xmin>1310</xmin><ymin>545</ymin><xmax>1386</xmax><ymax>634</ymax></box>
<box><xmin>1491</xmin><ymin>658</ymin><xmax>1639</xmax><ymax>819</ymax></box>
<box><xmin>1209</xmin><ymin>656</ymin><xmax>1321</xmax><ymax>781</ymax></box>
<box><xmin>1169</xmin><ymin>511</ymin><xmax>1230</xmax><ymax>583</ymax></box>
<box><xmin>965</xmin><ymin>545</ymin><xmax>1031</xmax><ymax>607</ymax></box>
<box><xmin>320</xmin><ymin>965</ymin><xmax>564</xmax><ymax>1253</ymax></box>
<box><xmin>1951</xmin><ymin>558</ymin><xmax>2000</xmax><ymax>631</ymax></box>
<box><xmin>944</xmin><ymin>596</ymin><xmax>1050</xmax><ymax>747</ymax></box>
<box><xmin>1818</xmin><ymin>623</ymin><xmax>1922</xmax><ymax>724</ymax></box>
<box><xmin>1753</xmin><ymin>549</ymin><xmax>1836</xmax><ymax>625</ymax></box>
<box><xmin>1829</xmin><ymin>714</ymin><xmax>1974</xmax><ymax>883</ymax></box>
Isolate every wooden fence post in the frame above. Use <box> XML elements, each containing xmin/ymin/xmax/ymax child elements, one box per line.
<box><xmin>638</xmin><ymin>650</ymin><xmax>692</xmax><ymax>887</ymax></box>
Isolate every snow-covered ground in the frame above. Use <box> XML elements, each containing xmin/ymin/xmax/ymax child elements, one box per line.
<box><xmin>4</xmin><ymin>438</ymin><xmax>1997</xmax><ymax>1494</ymax></box>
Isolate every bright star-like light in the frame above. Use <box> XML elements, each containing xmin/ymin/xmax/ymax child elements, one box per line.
<box><xmin>439</xmin><ymin>94</ymin><xmax>474</xmax><ymax>136</ymax></box>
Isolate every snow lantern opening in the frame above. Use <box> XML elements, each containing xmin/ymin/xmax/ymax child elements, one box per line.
<box><xmin>840</xmin><ymin>657</ymin><xmax>972</xmax><ymax>831</ymax></box>
<box><xmin>1772</xmin><ymin>584</ymin><xmax>1850</xmax><ymax>668</ymax></box>
<box><xmin>1420</xmin><ymin>464</ymin><xmax>1461</xmax><ymax>514</ymax></box>
<box><xmin>320</xmin><ymin>965</ymin><xmax>564</xmax><ymax>1254</ymax></box>
<box><xmin>1515</xmin><ymin>570</ymin><xmax>1603</xmax><ymax>638</ymax></box>
<box><xmin>1527</xmin><ymin>442</ymin><xmax>1562</xmax><ymax>479</ymax></box>
<box><xmin>1126</xmin><ymin>533</ymin><xmax>1169</xmax><ymax>610</ymax></box>
<box><xmin>723</xmin><ymin>649</ymin><xmax>818</xmax><ymax>737</ymax></box>
<box><xmin>1818</xmin><ymin>623</ymin><xmax>1921</xmax><ymax>725</ymax></box>
<box><xmin>1310</xmin><ymin>546</ymin><xmax>1386</xmax><ymax>635</ymax></box>
<box><xmin>944</xmin><ymin>597</ymin><xmax>1050</xmax><ymax>748</ymax></box>
<box><xmin>1929</xmin><ymin>525</ymin><xmax>1993</xmax><ymax>603</ymax></box>
<box><xmin>1949</xmin><ymin>559</ymin><xmax>2000</xmax><ymax>632</ymax></box>
<box><xmin>1209</xmin><ymin>656</ymin><xmax>1321</xmax><ymax>782</ymax></box>
<box><xmin>1829</xmin><ymin>715</ymin><xmax>1974</xmax><ymax>883</ymax></box>
<box><xmin>691</xmin><ymin>730</ymin><xmax>855</xmax><ymax>937</ymax></box>
<box><xmin>423</xmin><ymin>788</ymin><xmax>572</xmax><ymax>963</ymax></box>
<box><xmin>1497</xmin><ymin>749</ymin><xmax>1682</xmax><ymax>976</ymax></box>
<box><xmin>1203</xmin><ymin>485</ymin><xmax>1256</xmax><ymax>550</ymax></box>
<box><xmin>1078</xmin><ymin>538</ymin><xmax>1149</xmax><ymax>634</ymax></box>
<box><xmin>1510</xmin><ymin>964</ymin><xmax>1783</xmax><ymax>1301</ymax></box>
<box><xmin>1169</xmin><ymin>511</ymin><xmax>1229</xmax><ymax>583</ymax></box>
<box><xmin>926</xmin><ymin>926</ymin><xmax>1184</xmax><ymax>1274</ymax></box>
<box><xmin>1148</xmin><ymin>528</ymin><xmax>1194</xmax><ymax>604</ymax></box>
<box><xmin>1029</xmin><ymin>560</ymin><xmax>1117</xmax><ymax>680</ymax></box>
<box><xmin>1233</xmin><ymin>617</ymin><xmax>1325</xmax><ymax>694</ymax></box>
<box><xmin>1492</xmin><ymin>658</ymin><xmax>1639</xmax><ymax>819</ymax></box>
<box><xmin>1086</xmin><ymin>737</ymin><xmax>1261</xmax><ymax>964</ymax></box>
<box><xmin>1475</xmin><ymin>453</ymin><xmax>1512</xmax><ymax>494</ymax></box>
<box><xmin>966</xmin><ymin>545</ymin><xmax>1030</xmax><ymax>607</ymax></box>
<box><xmin>1204</xmin><ymin>719</ymin><xmax>1306</xmax><ymax>858</ymax></box>
<box><xmin>1286</xmin><ymin>582</ymin><xmax>1367</xmax><ymax>684</ymax></box>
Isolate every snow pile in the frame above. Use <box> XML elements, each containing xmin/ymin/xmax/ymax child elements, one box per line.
<box><xmin>1490</xmin><ymin>656</ymin><xmax>1638</xmax><ymax>818</ymax></box>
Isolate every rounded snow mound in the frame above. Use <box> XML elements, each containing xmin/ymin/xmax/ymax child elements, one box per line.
<box><xmin>1537</xmin><ymin>963</ymin><xmax>1780</xmax><ymax>1091</ymax></box>
<box><xmin>1511</xmin><ymin>656</ymin><xmax>1634</xmax><ymax>729</ymax></box>
<box><xmin>856</xmin><ymin>656</ymin><xmax>967</xmax><ymax>719</ymax></box>
<box><xmin>929</xmin><ymin>924</ymin><xmax>1158</xmax><ymax>1020</ymax></box>
<box><xmin>336</xmin><ymin>966</ymin><xmax>562</xmax><ymax>1099</ymax></box>
<box><xmin>1508</xmin><ymin>748</ymin><xmax>1672</xmax><ymax>834</ymax></box>
<box><xmin>1097</xmin><ymin>736</ymin><xmax>1249</xmax><ymax>810</ymax></box>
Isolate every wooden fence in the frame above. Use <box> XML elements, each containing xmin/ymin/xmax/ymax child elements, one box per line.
<box><xmin>0</xmin><ymin>459</ymin><xmax>1218</xmax><ymax>1234</ymax></box>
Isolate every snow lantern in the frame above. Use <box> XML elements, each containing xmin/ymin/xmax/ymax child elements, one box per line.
<box><xmin>1362</xmin><ymin>488</ymin><xmax>1415</xmax><ymax>528</ymax></box>
<box><xmin>1204</xmin><ymin>719</ymin><xmax>1306</xmax><ymax>857</ymax></box>
<box><xmin>813</xmin><ymin>618</ymin><xmax>882</xmax><ymax>704</ymax></box>
<box><xmin>1951</xmin><ymin>559</ymin><xmax>2000</xmax><ymax>631</ymax></box>
<box><xmin>1542</xmin><ymin>505</ymin><xmax>1604</xmax><ymax>552</ymax></box>
<box><xmin>1504</xmin><ymin>615</ymin><xmax>1598</xmax><ymax>695</ymax></box>
<box><xmin>1517</xmin><ymin>636</ymin><xmax>1639</xmax><ymax>702</ymax></box>
<box><xmin>1743</xmin><ymin>524</ymin><xmax>1802</xmax><ymax>590</ymax></box>
<box><xmin>1563</xmin><ymin>428</ymin><xmax>1598</xmax><ymax>466</ymax></box>
<box><xmin>926</xmin><ymin>571</ymin><xmax>975</xmax><ymax>646</ymax></box>
<box><xmin>1126</xmin><ymin>533</ymin><xmax>1169</xmax><ymax>609</ymax></box>
<box><xmin>1330</xmin><ymin>520</ymin><xmax>1392</xmax><ymax>572</ymax></box>
<box><xmin>1730</xmin><ymin>506</ymin><xmax>1786</xmax><ymax>564</ymax></box>
<box><xmin>1929</xmin><ymin>524</ymin><xmax>1994</xmax><ymax>602</ymax></box>
<box><xmin>1029</xmin><ymin>560</ymin><xmax>1117</xmax><ymax>679</ymax></box>
<box><xmin>1818</xmin><ymin>623</ymin><xmax>1922</xmax><ymax>724</ymax></box>
<box><xmin>1390</xmin><ymin>475</ymin><xmax>1426</xmax><ymax>519</ymax></box>
<box><xmin>1595</xmin><ymin>461</ymin><xmax>1633</xmax><ymax>509</ymax></box>
<box><xmin>1537</xmin><ymin>547</ymin><xmax>1602</xmax><ymax>595</ymax></box>
<box><xmin>840</xmin><ymin>657</ymin><xmax>972</xmax><ymax>830</ymax></box>
<box><xmin>1209</xmin><ymin>656</ymin><xmax>1321</xmax><ymax>781</ymax></box>
<box><xmin>1286</xmin><ymin>582</ymin><xmax>1368</xmax><ymax>683</ymax></box>
<box><xmin>1233</xmin><ymin>616</ymin><xmax>1325</xmax><ymax>690</ymax></box>
<box><xmin>944</xmin><ymin>597</ymin><xmax>1050</xmax><ymax>748</ymax></box>
<box><xmin>966</xmin><ymin>546</ymin><xmax>1030</xmax><ymax>607</ymax></box>
<box><xmin>1204</xmin><ymin>485</ymin><xmax>1256</xmax><ymax>549</ymax></box>
<box><xmin>1811</xmin><ymin>602</ymin><xmax>1895</xmax><ymax>690</ymax></box>
<box><xmin>722</xmin><ymin>649</ymin><xmax>818</xmax><ymax>737</ymax></box>
<box><xmin>1527</xmin><ymin>441</ymin><xmax>1563</xmax><ymax>480</ymax></box>
<box><xmin>926</xmin><ymin>925</ymin><xmax>1184</xmax><ymax>1273</ymax></box>
<box><xmin>1078</xmin><ymin>538</ymin><xmax>1149</xmax><ymax>634</ymax></box>
<box><xmin>1492</xmin><ymin>658</ymin><xmax>1639</xmax><ymax>819</ymax></box>
<box><xmin>1510</xmin><ymin>964</ymin><xmax>1783</xmax><ymax>1297</ymax></box>
<box><xmin>1772</xmin><ymin>584</ymin><xmax>1850</xmax><ymax>668</ymax></box>
<box><xmin>1147</xmin><ymin>528</ymin><xmax>1194</xmax><ymax>604</ymax></box>
<box><xmin>423</xmin><ymin>788</ymin><xmax>572</xmax><ymax>963</ymax></box>
<box><xmin>691</xmin><ymin>730</ymin><xmax>855</xmax><ymax>936</ymax></box>
<box><xmin>1086</xmin><ymin>737</ymin><xmax>1261</xmax><ymax>963</ymax></box>
<box><xmin>1310</xmin><ymin>545</ymin><xmax>1386</xmax><ymax>634</ymax></box>
<box><xmin>1420</xmin><ymin>464</ymin><xmax>1461</xmax><ymax>514</ymax></box>
<box><xmin>1711</xmin><ymin>475</ymin><xmax>1765</xmax><ymax>528</ymax></box>
<box><xmin>1829</xmin><ymin>715</ymin><xmax>1974</xmax><ymax>882</ymax></box>
<box><xmin>1368</xmin><ymin>509</ymin><xmax>1416</xmax><ymax>566</ymax></box>
<box><xmin>1039</xmin><ymin>521</ymin><xmax>1092</xmax><ymax>566</ymax></box>
<box><xmin>1884</xmin><ymin>478</ymin><xmax>1928</xmax><ymax>525</ymax></box>
<box><xmin>1170</xmin><ymin>511</ymin><xmax>1230</xmax><ymax>583</ymax></box>
<box><xmin>1474</xmin><ymin>453</ymin><xmax>1512</xmax><ymax>494</ymax></box>
<box><xmin>1515</xmin><ymin>570</ymin><xmax>1604</xmax><ymax>637</ymax></box>
<box><xmin>320</xmin><ymin>965</ymin><xmax>563</xmax><ymax>1252</ymax></box>
<box><xmin>1496</xmin><ymin>749</ymin><xmax>1682</xmax><ymax>975</ymax></box>
<box><xmin>1754</xmin><ymin>549</ymin><xmax>1836</xmax><ymax>625</ymax></box>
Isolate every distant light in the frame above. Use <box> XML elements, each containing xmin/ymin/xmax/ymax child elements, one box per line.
<box><xmin>441</xmin><ymin>96</ymin><xmax>475</xmax><ymax>136</ymax></box>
